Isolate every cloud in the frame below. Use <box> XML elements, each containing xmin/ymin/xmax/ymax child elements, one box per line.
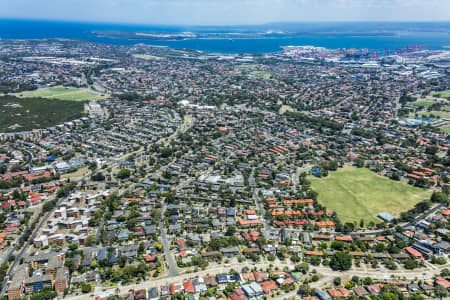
<box><xmin>0</xmin><ymin>0</ymin><xmax>448</xmax><ymax>24</ymax></box>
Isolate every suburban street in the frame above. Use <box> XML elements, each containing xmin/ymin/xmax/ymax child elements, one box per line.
<box><xmin>66</xmin><ymin>258</ymin><xmax>450</xmax><ymax>300</ymax></box>
<box><xmin>159</xmin><ymin>203</ymin><xmax>180</xmax><ymax>277</ymax></box>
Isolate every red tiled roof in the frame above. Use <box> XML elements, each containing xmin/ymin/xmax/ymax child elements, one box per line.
<box><xmin>144</xmin><ymin>255</ymin><xmax>157</xmax><ymax>262</ymax></box>
<box><xmin>260</xmin><ymin>280</ymin><xmax>277</xmax><ymax>293</ymax></box>
<box><xmin>183</xmin><ymin>280</ymin><xmax>195</xmax><ymax>293</ymax></box>
<box><xmin>327</xmin><ymin>289</ymin><xmax>343</xmax><ymax>297</ymax></box>
<box><xmin>404</xmin><ymin>247</ymin><xmax>423</xmax><ymax>259</ymax></box>
<box><xmin>335</xmin><ymin>236</ymin><xmax>353</xmax><ymax>242</ymax></box>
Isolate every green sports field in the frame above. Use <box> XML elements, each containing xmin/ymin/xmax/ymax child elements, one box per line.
<box><xmin>249</xmin><ymin>71</ymin><xmax>272</xmax><ymax>80</ymax></box>
<box><xmin>430</xmin><ymin>91</ymin><xmax>450</xmax><ymax>98</ymax></box>
<box><xmin>16</xmin><ymin>87</ymin><xmax>106</xmax><ymax>101</ymax></box>
<box><xmin>310</xmin><ymin>167</ymin><xmax>431</xmax><ymax>224</ymax></box>
<box><xmin>411</xmin><ymin>100</ymin><xmax>434</xmax><ymax>108</ymax></box>
<box><xmin>133</xmin><ymin>54</ymin><xmax>163</xmax><ymax>60</ymax></box>
<box><xmin>417</xmin><ymin>111</ymin><xmax>450</xmax><ymax>119</ymax></box>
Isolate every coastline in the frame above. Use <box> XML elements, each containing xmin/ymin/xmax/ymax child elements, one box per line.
<box><xmin>1</xmin><ymin>19</ymin><xmax>450</xmax><ymax>54</ymax></box>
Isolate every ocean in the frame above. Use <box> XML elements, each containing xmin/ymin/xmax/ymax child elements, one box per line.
<box><xmin>1</xmin><ymin>19</ymin><xmax>450</xmax><ymax>54</ymax></box>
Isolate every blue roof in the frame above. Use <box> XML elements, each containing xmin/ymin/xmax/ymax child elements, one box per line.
<box><xmin>97</xmin><ymin>248</ymin><xmax>107</xmax><ymax>260</ymax></box>
<box><xmin>226</xmin><ymin>208</ymin><xmax>235</xmax><ymax>216</ymax></box>
<box><xmin>118</xmin><ymin>229</ymin><xmax>130</xmax><ymax>239</ymax></box>
<box><xmin>108</xmin><ymin>251</ymin><xmax>118</xmax><ymax>263</ymax></box>
<box><xmin>316</xmin><ymin>290</ymin><xmax>332</xmax><ymax>300</ymax></box>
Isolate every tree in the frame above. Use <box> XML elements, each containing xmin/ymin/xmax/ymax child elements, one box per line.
<box><xmin>431</xmin><ymin>256</ymin><xmax>447</xmax><ymax>265</ymax></box>
<box><xmin>155</xmin><ymin>242</ymin><xmax>163</xmax><ymax>251</ymax></box>
<box><xmin>117</xmin><ymin>169</ymin><xmax>131</xmax><ymax>179</ymax></box>
<box><xmin>290</xmin><ymin>254</ymin><xmax>301</xmax><ymax>263</ymax></box>
<box><xmin>0</xmin><ymin>164</ymin><xmax>7</xmax><ymax>174</ymax></box>
<box><xmin>138</xmin><ymin>242</ymin><xmax>146</xmax><ymax>254</ymax></box>
<box><xmin>309</xmin><ymin>255</ymin><xmax>321</xmax><ymax>266</ymax></box>
<box><xmin>375</xmin><ymin>243</ymin><xmax>386</xmax><ymax>252</ymax></box>
<box><xmin>226</xmin><ymin>226</ymin><xmax>236</xmax><ymax>236</ymax></box>
<box><xmin>88</xmin><ymin>161</ymin><xmax>98</xmax><ymax>171</ymax></box>
<box><xmin>85</xmin><ymin>235</ymin><xmax>96</xmax><ymax>246</ymax></box>
<box><xmin>342</xmin><ymin>222</ymin><xmax>355</xmax><ymax>233</ymax></box>
<box><xmin>440</xmin><ymin>268</ymin><xmax>450</xmax><ymax>277</ymax></box>
<box><xmin>431</xmin><ymin>191</ymin><xmax>448</xmax><ymax>203</ymax></box>
<box><xmin>162</xmin><ymin>170</ymin><xmax>172</xmax><ymax>179</ymax></box>
<box><xmin>404</xmin><ymin>259</ymin><xmax>417</xmax><ymax>270</ymax></box>
<box><xmin>330</xmin><ymin>241</ymin><xmax>345</xmax><ymax>251</ymax></box>
<box><xmin>91</xmin><ymin>172</ymin><xmax>105</xmax><ymax>181</ymax></box>
<box><xmin>414</xmin><ymin>201</ymin><xmax>431</xmax><ymax>213</ymax></box>
<box><xmin>68</xmin><ymin>243</ymin><xmax>78</xmax><ymax>251</ymax></box>
<box><xmin>64</xmin><ymin>258</ymin><xmax>75</xmax><ymax>272</ymax></box>
<box><xmin>345</xmin><ymin>281</ymin><xmax>355</xmax><ymax>289</ymax></box>
<box><xmin>435</xmin><ymin>284</ymin><xmax>449</xmax><ymax>300</ymax></box>
<box><xmin>333</xmin><ymin>277</ymin><xmax>341</xmax><ymax>286</ymax></box>
<box><xmin>29</xmin><ymin>287</ymin><xmax>57</xmax><ymax>300</ymax></box>
<box><xmin>295</xmin><ymin>262</ymin><xmax>309</xmax><ymax>274</ymax></box>
<box><xmin>81</xmin><ymin>283</ymin><xmax>92</xmax><ymax>293</ymax></box>
<box><xmin>425</xmin><ymin>146</ymin><xmax>438</xmax><ymax>155</ymax></box>
<box><xmin>379</xmin><ymin>292</ymin><xmax>399</xmax><ymax>300</ymax></box>
<box><xmin>330</xmin><ymin>251</ymin><xmax>352</xmax><ymax>270</ymax></box>
<box><xmin>354</xmin><ymin>158</ymin><xmax>364</xmax><ymax>168</ymax></box>
<box><xmin>297</xmin><ymin>284</ymin><xmax>311</xmax><ymax>296</ymax></box>
<box><xmin>171</xmin><ymin>292</ymin><xmax>185</xmax><ymax>300</ymax></box>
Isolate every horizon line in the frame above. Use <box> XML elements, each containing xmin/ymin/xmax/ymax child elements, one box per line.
<box><xmin>1</xmin><ymin>17</ymin><xmax>450</xmax><ymax>28</ymax></box>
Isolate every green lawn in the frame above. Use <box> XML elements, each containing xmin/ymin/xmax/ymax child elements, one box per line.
<box><xmin>411</xmin><ymin>100</ymin><xmax>434</xmax><ymax>108</ymax></box>
<box><xmin>133</xmin><ymin>54</ymin><xmax>163</xmax><ymax>60</ymax></box>
<box><xmin>417</xmin><ymin>111</ymin><xmax>450</xmax><ymax>119</ymax></box>
<box><xmin>310</xmin><ymin>167</ymin><xmax>431</xmax><ymax>224</ymax></box>
<box><xmin>249</xmin><ymin>71</ymin><xmax>272</xmax><ymax>80</ymax></box>
<box><xmin>410</xmin><ymin>93</ymin><xmax>449</xmax><ymax>108</ymax></box>
<box><xmin>430</xmin><ymin>91</ymin><xmax>450</xmax><ymax>98</ymax></box>
<box><xmin>440</xmin><ymin>125</ymin><xmax>450</xmax><ymax>134</ymax></box>
<box><xmin>16</xmin><ymin>87</ymin><xmax>105</xmax><ymax>101</ymax></box>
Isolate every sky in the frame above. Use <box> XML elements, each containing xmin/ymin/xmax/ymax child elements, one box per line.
<box><xmin>1</xmin><ymin>0</ymin><xmax>449</xmax><ymax>25</ymax></box>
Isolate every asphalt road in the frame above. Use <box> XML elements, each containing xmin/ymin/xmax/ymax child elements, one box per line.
<box><xmin>253</xmin><ymin>189</ymin><xmax>272</xmax><ymax>232</ymax></box>
<box><xmin>95</xmin><ymin>217</ymin><xmax>105</xmax><ymax>241</ymax></box>
<box><xmin>160</xmin><ymin>203</ymin><xmax>179</xmax><ymax>277</ymax></box>
<box><xmin>22</xmin><ymin>149</ymin><xmax>33</xmax><ymax>166</ymax></box>
<box><xmin>66</xmin><ymin>258</ymin><xmax>450</xmax><ymax>300</ymax></box>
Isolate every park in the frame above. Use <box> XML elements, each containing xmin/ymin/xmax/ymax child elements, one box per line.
<box><xmin>310</xmin><ymin>166</ymin><xmax>432</xmax><ymax>224</ymax></box>
<box><xmin>16</xmin><ymin>86</ymin><xmax>106</xmax><ymax>101</ymax></box>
